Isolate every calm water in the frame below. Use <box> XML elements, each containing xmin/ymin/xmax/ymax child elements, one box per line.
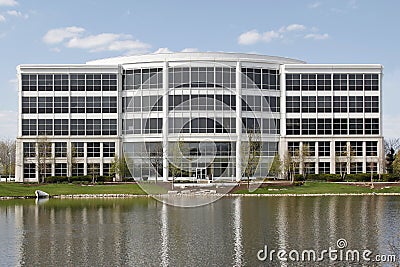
<box><xmin>0</xmin><ymin>196</ymin><xmax>399</xmax><ymax>266</ymax></box>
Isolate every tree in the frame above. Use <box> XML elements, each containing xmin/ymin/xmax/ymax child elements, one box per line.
<box><xmin>293</xmin><ymin>144</ymin><xmax>311</xmax><ymax>180</ymax></box>
<box><xmin>0</xmin><ymin>138</ymin><xmax>16</xmax><ymax>182</ymax></box>
<box><xmin>67</xmin><ymin>143</ymin><xmax>77</xmax><ymax>180</ymax></box>
<box><xmin>385</xmin><ymin>138</ymin><xmax>399</xmax><ymax>174</ymax></box>
<box><xmin>110</xmin><ymin>155</ymin><xmax>129</xmax><ymax>181</ymax></box>
<box><xmin>241</xmin><ymin>129</ymin><xmax>262</xmax><ymax>189</ymax></box>
<box><xmin>335</xmin><ymin>143</ymin><xmax>355</xmax><ymax>181</ymax></box>
<box><xmin>37</xmin><ymin>137</ymin><xmax>52</xmax><ymax>183</ymax></box>
<box><xmin>168</xmin><ymin>139</ymin><xmax>188</xmax><ymax>187</ymax></box>
<box><xmin>384</xmin><ymin>138</ymin><xmax>400</xmax><ymax>155</ymax></box>
<box><xmin>88</xmin><ymin>163</ymin><xmax>99</xmax><ymax>184</ymax></box>
<box><xmin>392</xmin><ymin>152</ymin><xmax>400</xmax><ymax>175</ymax></box>
<box><xmin>269</xmin><ymin>153</ymin><xmax>281</xmax><ymax>180</ymax></box>
<box><xmin>282</xmin><ymin>151</ymin><xmax>294</xmax><ymax>181</ymax></box>
<box><xmin>148</xmin><ymin>142</ymin><xmax>163</xmax><ymax>183</ymax></box>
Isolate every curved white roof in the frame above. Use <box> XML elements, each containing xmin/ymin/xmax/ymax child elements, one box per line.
<box><xmin>86</xmin><ymin>52</ymin><xmax>305</xmax><ymax>65</ymax></box>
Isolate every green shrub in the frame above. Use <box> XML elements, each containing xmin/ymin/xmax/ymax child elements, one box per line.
<box><xmin>70</xmin><ymin>176</ymin><xmax>92</xmax><ymax>183</ymax></box>
<box><xmin>96</xmin><ymin>176</ymin><xmax>113</xmax><ymax>182</ymax></box>
<box><xmin>122</xmin><ymin>177</ymin><xmax>135</xmax><ymax>182</ymax></box>
<box><xmin>345</xmin><ymin>173</ymin><xmax>375</xmax><ymax>182</ymax></box>
<box><xmin>45</xmin><ymin>176</ymin><xmax>68</xmax><ymax>183</ymax></box>
<box><xmin>381</xmin><ymin>173</ymin><xmax>399</xmax><ymax>182</ymax></box>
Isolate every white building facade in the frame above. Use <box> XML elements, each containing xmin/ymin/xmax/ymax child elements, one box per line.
<box><xmin>15</xmin><ymin>52</ymin><xmax>383</xmax><ymax>182</ymax></box>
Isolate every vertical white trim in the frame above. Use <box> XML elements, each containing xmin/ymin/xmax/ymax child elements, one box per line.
<box><xmin>235</xmin><ymin>61</ymin><xmax>242</xmax><ymax>182</ymax></box>
<box><xmin>162</xmin><ymin>61</ymin><xmax>169</xmax><ymax>181</ymax></box>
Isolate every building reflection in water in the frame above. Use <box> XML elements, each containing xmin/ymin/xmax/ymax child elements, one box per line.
<box><xmin>0</xmin><ymin>196</ymin><xmax>397</xmax><ymax>266</ymax></box>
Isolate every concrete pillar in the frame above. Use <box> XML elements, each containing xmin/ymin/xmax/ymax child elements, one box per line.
<box><xmin>235</xmin><ymin>62</ymin><xmax>242</xmax><ymax>182</ymax></box>
<box><xmin>162</xmin><ymin>61</ymin><xmax>169</xmax><ymax>182</ymax></box>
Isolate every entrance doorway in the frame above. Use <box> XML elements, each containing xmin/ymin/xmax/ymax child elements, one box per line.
<box><xmin>196</xmin><ymin>168</ymin><xmax>206</xmax><ymax>180</ymax></box>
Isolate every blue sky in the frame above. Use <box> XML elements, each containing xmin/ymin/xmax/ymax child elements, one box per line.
<box><xmin>0</xmin><ymin>0</ymin><xmax>400</xmax><ymax>138</ymax></box>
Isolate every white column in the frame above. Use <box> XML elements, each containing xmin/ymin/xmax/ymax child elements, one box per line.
<box><xmin>235</xmin><ymin>62</ymin><xmax>242</xmax><ymax>182</ymax></box>
<box><xmin>362</xmin><ymin>141</ymin><xmax>367</xmax><ymax>173</ymax></box>
<box><xmin>162</xmin><ymin>61</ymin><xmax>169</xmax><ymax>182</ymax></box>
<box><xmin>279</xmin><ymin>65</ymin><xmax>287</xmax><ymax>166</ymax></box>
<box><xmin>330</xmin><ymin>139</ymin><xmax>335</xmax><ymax>174</ymax></box>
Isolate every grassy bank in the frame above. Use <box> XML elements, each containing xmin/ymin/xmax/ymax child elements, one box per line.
<box><xmin>0</xmin><ymin>183</ymin><xmax>148</xmax><ymax>197</ymax></box>
<box><xmin>234</xmin><ymin>182</ymin><xmax>400</xmax><ymax>194</ymax></box>
<box><xmin>0</xmin><ymin>182</ymin><xmax>399</xmax><ymax>197</ymax></box>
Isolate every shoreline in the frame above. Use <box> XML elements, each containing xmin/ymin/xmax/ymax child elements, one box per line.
<box><xmin>1</xmin><ymin>192</ymin><xmax>400</xmax><ymax>200</ymax></box>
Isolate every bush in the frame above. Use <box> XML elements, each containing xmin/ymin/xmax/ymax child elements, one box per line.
<box><xmin>294</xmin><ymin>174</ymin><xmax>305</xmax><ymax>181</ymax></box>
<box><xmin>345</xmin><ymin>173</ymin><xmax>374</xmax><ymax>182</ymax></box>
<box><xmin>381</xmin><ymin>173</ymin><xmax>399</xmax><ymax>182</ymax></box>
<box><xmin>45</xmin><ymin>176</ymin><xmax>68</xmax><ymax>183</ymax></box>
<box><xmin>96</xmin><ymin>176</ymin><xmax>113</xmax><ymax>182</ymax></box>
<box><xmin>122</xmin><ymin>177</ymin><xmax>135</xmax><ymax>182</ymax></box>
<box><xmin>69</xmin><ymin>175</ymin><xmax>92</xmax><ymax>183</ymax></box>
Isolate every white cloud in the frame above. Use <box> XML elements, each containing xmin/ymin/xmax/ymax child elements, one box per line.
<box><xmin>153</xmin><ymin>47</ymin><xmax>173</xmax><ymax>54</ymax></box>
<box><xmin>67</xmin><ymin>33</ymin><xmax>126</xmax><ymax>50</ymax></box>
<box><xmin>43</xmin><ymin>26</ymin><xmax>85</xmax><ymax>44</ymax></box>
<box><xmin>6</xmin><ymin>10</ymin><xmax>28</xmax><ymax>18</ymax></box>
<box><xmin>238</xmin><ymin>24</ymin><xmax>328</xmax><ymax>45</ymax></box>
<box><xmin>181</xmin><ymin>48</ymin><xmax>198</xmax><ymax>52</ymax></box>
<box><xmin>0</xmin><ymin>15</ymin><xmax>5</xmax><ymax>22</ymax></box>
<box><xmin>238</xmin><ymin>30</ymin><xmax>261</xmax><ymax>45</ymax></box>
<box><xmin>308</xmin><ymin>2</ymin><xmax>321</xmax><ymax>8</ymax></box>
<box><xmin>0</xmin><ymin>0</ymin><xmax>17</xmax><ymax>6</ymax></box>
<box><xmin>262</xmin><ymin>30</ymin><xmax>281</xmax><ymax>42</ymax></box>
<box><xmin>43</xmin><ymin>26</ymin><xmax>150</xmax><ymax>54</ymax></box>
<box><xmin>304</xmin><ymin>33</ymin><xmax>329</xmax><ymax>40</ymax></box>
<box><xmin>238</xmin><ymin>29</ymin><xmax>283</xmax><ymax>44</ymax></box>
<box><xmin>285</xmin><ymin>24</ymin><xmax>306</xmax><ymax>32</ymax></box>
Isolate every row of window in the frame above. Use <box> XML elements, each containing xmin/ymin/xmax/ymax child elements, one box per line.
<box><xmin>286</xmin><ymin>161</ymin><xmax>375</xmax><ymax>174</ymax></box>
<box><xmin>22</xmin><ymin>96</ymin><xmax>117</xmax><ymax>114</ymax></box>
<box><xmin>123</xmin><ymin>68</ymin><xmax>163</xmax><ymax>90</ymax></box>
<box><xmin>286</xmin><ymin>118</ymin><xmax>379</xmax><ymax>135</ymax></box>
<box><xmin>23</xmin><ymin>162</ymin><xmax>113</xmax><ymax>179</ymax></box>
<box><xmin>21</xmin><ymin>119</ymin><xmax>117</xmax><ymax>136</ymax></box>
<box><xmin>122</xmin><ymin>95</ymin><xmax>280</xmax><ymax>113</ymax></box>
<box><xmin>122</xmin><ymin>117</ymin><xmax>281</xmax><ymax>135</ymax></box>
<box><xmin>168</xmin><ymin>67</ymin><xmax>236</xmax><ymax>89</ymax></box>
<box><xmin>23</xmin><ymin>142</ymin><xmax>115</xmax><ymax>158</ymax></box>
<box><xmin>287</xmin><ymin>141</ymin><xmax>378</xmax><ymax>157</ymax></box>
<box><xmin>286</xmin><ymin>73</ymin><xmax>379</xmax><ymax>91</ymax></box>
<box><xmin>22</xmin><ymin>74</ymin><xmax>117</xmax><ymax>91</ymax></box>
<box><xmin>286</xmin><ymin>96</ymin><xmax>379</xmax><ymax>113</ymax></box>
<box><xmin>241</xmin><ymin>68</ymin><xmax>280</xmax><ymax>90</ymax></box>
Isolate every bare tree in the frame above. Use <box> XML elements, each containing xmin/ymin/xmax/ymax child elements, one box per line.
<box><xmin>148</xmin><ymin>142</ymin><xmax>163</xmax><ymax>183</ymax></box>
<box><xmin>241</xmin><ymin>129</ymin><xmax>262</xmax><ymax>189</ymax></box>
<box><xmin>88</xmin><ymin>163</ymin><xmax>99</xmax><ymax>184</ymax></box>
<box><xmin>110</xmin><ymin>154</ymin><xmax>128</xmax><ymax>181</ymax></box>
<box><xmin>385</xmin><ymin>137</ymin><xmax>399</xmax><ymax>174</ymax></box>
<box><xmin>335</xmin><ymin>143</ymin><xmax>355</xmax><ymax>181</ymax></box>
<box><xmin>67</xmin><ymin>143</ymin><xmax>77</xmax><ymax>180</ymax></box>
<box><xmin>169</xmin><ymin>139</ymin><xmax>188</xmax><ymax>187</ymax></box>
<box><xmin>282</xmin><ymin>151</ymin><xmax>294</xmax><ymax>182</ymax></box>
<box><xmin>384</xmin><ymin>138</ymin><xmax>400</xmax><ymax>155</ymax></box>
<box><xmin>269</xmin><ymin>153</ymin><xmax>281</xmax><ymax>180</ymax></box>
<box><xmin>0</xmin><ymin>138</ymin><xmax>16</xmax><ymax>182</ymax></box>
<box><xmin>293</xmin><ymin>144</ymin><xmax>311</xmax><ymax>180</ymax></box>
<box><xmin>37</xmin><ymin>137</ymin><xmax>52</xmax><ymax>183</ymax></box>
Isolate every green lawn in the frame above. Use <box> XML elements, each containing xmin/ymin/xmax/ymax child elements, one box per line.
<box><xmin>0</xmin><ymin>182</ymin><xmax>399</xmax><ymax>197</ymax></box>
<box><xmin>0</xmin><ymin>183</ymin><xmax>149</xmax><ymax>197</ymax></box>
<box><xmin>234</xmin><ymin>182</ymin><xmax>400</xmax><ymax>194</ymax></box>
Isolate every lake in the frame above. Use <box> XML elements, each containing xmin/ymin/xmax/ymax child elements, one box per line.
<box><xmin>0</xmin><ymin>196</ymin><xmax>399</xmax><ymax>266</ymax></box>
